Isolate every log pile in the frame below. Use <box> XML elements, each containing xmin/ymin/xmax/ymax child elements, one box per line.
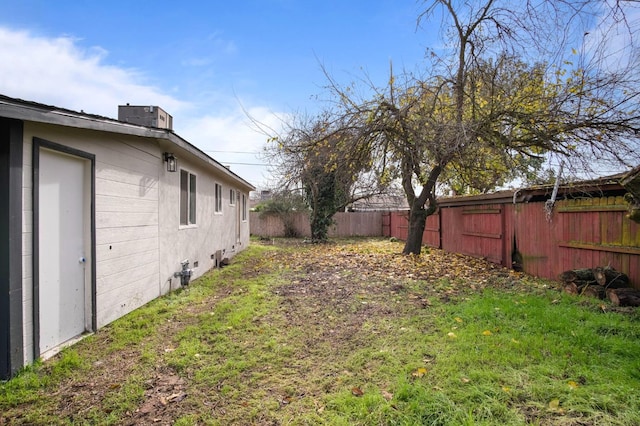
<box><xmin>560</xmin><ymin>266</ymin><xmax>640</xmax><ymax>307</ymax></box>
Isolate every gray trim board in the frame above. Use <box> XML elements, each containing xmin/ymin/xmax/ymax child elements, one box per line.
<box><xmin>0</xmin><ymin>117</ymin><xmax>24</xmax><ymax>380</ymax></box>
<box><xmin>32</xmin><ymin>138</ymin><xmax>97</xmax><ymax>358</ymax></box>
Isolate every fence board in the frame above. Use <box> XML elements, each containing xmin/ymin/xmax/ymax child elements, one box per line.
<box><xmin>424</xmin><ymin>213</ymin><xmax>441</xmax><ymax>248</ymax></box>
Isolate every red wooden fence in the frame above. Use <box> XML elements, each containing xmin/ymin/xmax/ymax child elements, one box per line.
<box><xmin>250</xmin><ymin>211</ymin><xmax>384</xmax><ymax>238</ymax></box>
<box><xmin>250</xmin><ymin>183</ymin><xmax>639</xmax><ymax>287</ymax></box>
<box><xmin>389</xmin><ymin>193</ymin><xmax>640</xmax><ymax>288</ymax></box>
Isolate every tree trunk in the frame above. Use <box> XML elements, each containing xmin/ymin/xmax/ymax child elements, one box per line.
<box><xmin>563</xmin><ymin>282</ymin><xmax>578</xmax><ymax>295</ymax></box>
<box><xmin>607</xmin><ymin>288</ymin><xmax>640</xmax><ymax>307</ymax></box>
<box><xmin>559</xmin><ymin>269</ymin><xmax>597</xmax><ymax>284</ymax></box>
<box><xmin>564</xmin><ymin>282</ymin><xmax>608</xmax><ymax>299</ymax></box>
<box><xmin>593</xmin><ymin>267</ymin><xmax>630</xmax><ymax>289</ymax></box>
<box><xmin>402</xmin><ymin>206</ymin><xmax>428</xmax><ymax>255</ymax></box>
<box><xmin>310</xmin><ymin>213</ymin><xmax>331</xmax><ymax>242</ymax></box>
<box><xmin>560</xmin><ymin>267</ymin><xmax>630</xmax><ymax>290</ymax></box>
<box><xmin>579</xmin><ymin>284</ymin><xmax>606</xmax><ymax>299</ymax></box>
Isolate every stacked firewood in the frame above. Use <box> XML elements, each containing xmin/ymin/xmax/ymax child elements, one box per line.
<box><xmin>560</xmin><ymin>266</ymin><xmax>640</xmax><ymax>307</ymax></box>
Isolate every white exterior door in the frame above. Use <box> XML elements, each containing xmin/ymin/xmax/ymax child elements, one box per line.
<box><xmin>38</xmin><ymin>149</ymin><xmax>89</xmax><ymax>354</ymax></box>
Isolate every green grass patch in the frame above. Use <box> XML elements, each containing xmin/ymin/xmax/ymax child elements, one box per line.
<box><xmin>2</xmin><ymin>240</ymin><xmax>639</xmax><ymax>425</ymax></box>
<box><xmin>329</xmin><ymin>289</ymin><xmax>640</xmax><ymax>425</ymax></box>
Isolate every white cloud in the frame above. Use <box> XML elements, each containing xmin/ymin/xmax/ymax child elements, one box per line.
<box><xmin>0</xmin><ymin>26</ymin><xmax>282</xmax><ymax>188</ymax></box>
<box><xmin>0</xmin><ymin>27</ymin><xmax>187</xmax><ymax>118</ymax></box>
<box><xmin>177</xmin><ymin>105</ymin><xmax>287</xmax><ymax>188</ymax></box>
<box><xmin>181</xmin><ymin>57</ymin><xmax>214</xmax><ymax>67</ymax></box>
<box><xmin>207</xmin><ymin>31</ymin><xmax>237</xmax><ymax>55</ymax></box>
<box><xmin>584</xmin><ymin>2</ymin><xmax>640</xmax><ymax>72</ymax></box>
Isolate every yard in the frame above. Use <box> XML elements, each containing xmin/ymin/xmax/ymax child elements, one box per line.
<box><xmin>1</xmin><ymin>238</ymin><xmax>639</xmax><ymax>425</ymax></box>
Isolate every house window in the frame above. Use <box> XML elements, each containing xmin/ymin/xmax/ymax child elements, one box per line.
<box><xmin>180</xmin><ymin>170</ymin><xmax>197</xmax><ymax>225</ymax></box>
<box><xmin>215</xmin><ymin>183</ymin><xmax>223</xmax><ymax>213</ymax></box>
<box><xmin>242</xmin><ymin>193</ymin><xmax>247</xmax><ymax>221</ymax></box>
<box><xmin>230</xmin><ymin>189</ymin><xmax>236</xmax><ymax>206</ymax></box>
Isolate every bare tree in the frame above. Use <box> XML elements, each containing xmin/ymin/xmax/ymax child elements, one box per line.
<box><xmin>263</xmin><ymin>0</ymin><xmax>640</xmax><ymax>253</ymax></box>
<box><xmin>263</xmin><ymin>110</ymin><xmax>388</xmax><ymax>241</ymax></box>
<box><xmin>388</xmin><ymin>0</ymin><xmax>640</xmax><ymax>254</ymax></box>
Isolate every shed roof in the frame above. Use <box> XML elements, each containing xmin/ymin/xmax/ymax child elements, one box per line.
<box><xmin>620</xmin><ymin>165</ymin><xmax>640</xmax><ymax>197</ymax></box>
<box><xmin>0</xmin><ymin>94</ymin><xmax>255</xmax><ymax>191</ymax></box>
<box><xmin>437</xmin><ymin>172</ymin><xmax>628</xmax><ymax>208</ymax></box>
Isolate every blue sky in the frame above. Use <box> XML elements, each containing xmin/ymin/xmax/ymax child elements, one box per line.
<box><xmin>0</xmin><ymin>1</ymin><xmax>433</xmax><ymax>188</ymax></box>
<box><xmin>1</xmin><ymin>1</ymin><xmax>637</xmax><ymax>188</ymax></box>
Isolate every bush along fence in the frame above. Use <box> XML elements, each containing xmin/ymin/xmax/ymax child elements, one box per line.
<box><xmin>251</xmin><ymin>176</ymin><xmax>639</xmax><ymax>289</ymax></box>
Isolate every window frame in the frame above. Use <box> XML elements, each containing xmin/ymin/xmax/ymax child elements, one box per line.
<box><xmin>229</xmin><ymin>188</ymin><xmax>236</xmax><ymax>206</ymax></box>
<box><xmin>180</xmin><ymin>169</ymin><xmax>197</xmax><ymax>226</ymax></box>
<box><xmin>214</xmin><ymin>182</ymin><xmax>223</xmax><ymax>214</ymax></box>
<box><xmin>242</xmin><ymin>193</ymin><xmax>247</xmax><ymax>221</ymax></box>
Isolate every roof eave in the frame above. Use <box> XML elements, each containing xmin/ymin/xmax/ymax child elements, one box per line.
<box><xmin>0</xmin><ymin>96</ymin><xmax>256</xmax><ymax>191</ymax></box>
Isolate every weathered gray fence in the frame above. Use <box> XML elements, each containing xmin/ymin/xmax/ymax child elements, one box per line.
<box><xmin>250</xmin><ymin>211</ymin><xmax>385</xmax><ymax>238</ymax></box>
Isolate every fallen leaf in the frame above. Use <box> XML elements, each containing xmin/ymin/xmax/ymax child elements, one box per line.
<box><xmin>447</xmin><ymin>332</ymin><xmax>457</xmax><ymax>338</ymax></box>
<box><xmin>502</xmin><ymin>386</ymin><xmax>511</xmax><ymax>392</ymax></box>
<box><xmin>482</xmin><ymin>330</ymin><xmax>492</xmax><ymax>336</ymax></box>
<box><xmin>548</xmin><ymin>399</ymin><xmax>560</xmax><ymax>410</ymax></box>
<box><xmin>381</xmin><ymin>390</ymin><xmax>394</xmax><ymax>401</ymax></box>
<box><xmin>461</xmin><ymin>377</ymin><xmax>470</xmax><ymax>383</ymax></box>
<box><xmin>279</xmin><ymin>396</ymin><xmax>292</xmax><ymax>405</ymax></box>
<box><xmin>351</xmin><ymin>387</ymin><xmax>364</xmax><ymax>397</ymax></box>
<box><xmin>412</xmin><ymin>367</ymin><xmax>428</xmax><ymax>378</ymax></box>
<box><xmin>454</xmin><ymin>317</ymin><xmax>463</xmax><ymax>323</ymax></box>
<box><xmin>167</xmin><ymin>392</ymin><xmax>187</xmax><ymax>403</ymax></box>
<box><xmin>568</xmin><ymin>380</ymin><xmax>579</xmax><ymax>389</ymax></box>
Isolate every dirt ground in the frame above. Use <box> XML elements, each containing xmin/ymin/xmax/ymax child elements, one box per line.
<box><xmin>3</xmin><ymin>239</ymin><xmax>550</xmax><ymax>425</ymax></box>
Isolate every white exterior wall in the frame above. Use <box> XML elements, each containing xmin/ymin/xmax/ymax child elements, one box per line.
<box><xmin>19</xmin><ymin>121</ymin><xmax>251</xmax><ymax>364</ymax></box>
<box><xmin>21</xmin><ymin>123</ymin><xmax>161</xmax><ymax>363</ymax></box>
<box><xmin>158</xmin><ymin>153</ymin><xmax>250</xmax><ymax>293</ymax></box>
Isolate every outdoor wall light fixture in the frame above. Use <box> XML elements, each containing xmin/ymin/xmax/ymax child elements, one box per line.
<box><xmin>163</xmin><ymin>152</ymin><xmax>177</xmax><ymax>172</ymax></box>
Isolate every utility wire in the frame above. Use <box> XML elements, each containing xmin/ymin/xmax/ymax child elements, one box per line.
<box><xmin>222</xmin><ymin>161</ymin><xmax>269</xmax><ymax>166</ymax></box>
<box><xmin>205</xmin><ymin>150</ymin><xmax>260</xmax><ymax>154</ymax></box>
